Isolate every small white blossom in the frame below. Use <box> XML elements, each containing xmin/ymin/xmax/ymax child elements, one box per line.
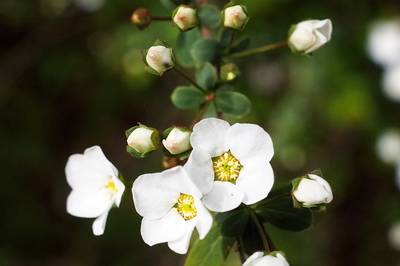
<box><xmin>223</xmin><ymin>5</ymin><xmax>248</xmax><ymax>31</ymax></box>
<box><xmin>292</xmin><ymin>174</ymin><xmax>333</xmax><ymax>206</ymax></box>
<box><xmin>289</xmin><ymin>19</ymin><xmax>332</xmax><ymax>54</ymax></box>
<box><xmin>127</xmin><ymin>127</ymin><xmax>157</xmax><ymax>154</ymax></box>
<box><xmin>367</xmin><ymin>19</ymin><xmax>400</xmax><ymax>68</ymax></box>
<box><xmin>145</xmin><ymin>45</ymin><xmax>175</xmax><ymax>74</ymax></box>
<box><xmin>376</xmin><ymin>129</ymin><xmax>400</xmax><ymax>164</ymax></box>
<box><xmin>189</xmin><ymin>118</ymin><xmax>274</xmax><ymax>212</ymax></box>
<box><xmin>173</xmin><ymin>5</ymin><xmax>198</xmax><ymax>31</ymax></box>
<box><xmin>162</xmin><ymin>128</ymin><xmax>192</xmax><ymax>155</ymax></box>
<box><xmin>382</xmin><ymin>65</ymin><xmax>400</xmax><ymax>102</ymax></box>
<box><xmin>132</xmin><ymin>165</ymin><xmax>213</xmax><ymax>254</ymax></box>
<box><xmin>243</xmin><ymin>252</ymin><xmax>289</xmax><ymax>266</ymax></box>
<box><xmin>66</xmin><ymin>146</ymin><xmax>125</xmax><ymax>235</ymax></box>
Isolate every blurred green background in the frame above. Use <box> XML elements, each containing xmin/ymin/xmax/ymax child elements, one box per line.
<box><xmin>1</xmin><ymin>0</ymin><xmax>400</xmax><ymax>265</ymax></box>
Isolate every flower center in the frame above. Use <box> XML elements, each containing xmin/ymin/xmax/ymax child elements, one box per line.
<box><xmin>176</xmin><ymin>193</ymin><xmax>197</xmax><ymax>221</ymax></box>
<box><xmin>103</xmin><ymin>176</ymin><xmax>118</xmax><ymax>197</ymax></box>
<box><xmin>213</xmin><ymin>152</ymin><xmax>242</xmax><ymax>182</ymax></box>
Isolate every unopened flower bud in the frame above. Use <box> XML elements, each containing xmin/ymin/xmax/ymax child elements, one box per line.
<box><xmin>222</xmin><ymin>4</ymin><xmax>249</xmax><ymax>31</ymax></box>
<box><xmin>162</xmin><ymin>127</ymin><xmax>192</xmax><ymax>155</ymax></box>
<box><xmin>126</xmin><ymin>125</ymin><xmax>159</xmax><ymax>157</ymax></box>
<box><xmin>172</xmin><ymin>5</ymin><xmax>198</xmax><ymax>32</ymax></box>
<box><xmin>220</xmin><ymin>63</ymin><xmax>240</xmax><ymax>81</ymax></box>
<box><xmin>292</xmin><ymin>174</ymin><xmax>333</xmax><ymax>207</ymax></box>
<box><xmin>143</xmin><ymin>40</ymin><xmax>175</xmax><ymax>75</ymax></box>
<box><xmin>131</xmin><ymin>8</ymin><xmax>152</xmax><ymax>30</ymax></box>
<box><xmin>288</xmin><ymin>19</ymin><xmax>332</xmax><ymax>54</ymax></box>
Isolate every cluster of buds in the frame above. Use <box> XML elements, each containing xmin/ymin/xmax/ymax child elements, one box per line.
<box><xmin>126</xmin><ymin>123</ymin><xmax>192</xmax><ymax>159</ymax></box>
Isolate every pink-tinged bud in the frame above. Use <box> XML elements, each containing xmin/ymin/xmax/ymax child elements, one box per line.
<box><xmin>222</xmin><ymin>4</ymin><xmax>249</xmax><ymax>31</ymax></box>
<box><xmin>162</xmin><ymin>128</ymin><xmax>192</xmax><ymax>155</ymax></box>
<box><xmin>172</xmin><ymin>5</ymin><xmax>198</xmax><ymax>32</ymax></box>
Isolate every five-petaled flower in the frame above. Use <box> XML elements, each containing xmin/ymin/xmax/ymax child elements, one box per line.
<box><xmin>132</xmin><ymin>164</ymin><xmax>213</xmax><ymax>254</ymax></box>
<box><xmin>66</xmin><ymin>146</ymin><xmax>125</xmax><ymax>236</ymax></box>
<box><xmin>288</xmin><ymin>19</ymin><xmax>332</xmax><ymax>54</ymax></box>
<box><xmin>189</xmin><ymin>118</ymin><xmax>275</xmax><ymax>212</ymax></box>
<box><xmin>243</xmin><ymin>251</ymin><xmax>290</xmax><ymax>266</ymax></box>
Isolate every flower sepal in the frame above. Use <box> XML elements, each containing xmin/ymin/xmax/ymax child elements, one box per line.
<box><xmin>126</xmin><ymin>124</ymin><xmax>160</xmax><ymax>158</ymax></box>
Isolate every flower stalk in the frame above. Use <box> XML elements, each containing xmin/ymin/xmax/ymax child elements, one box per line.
<box><xmin>230</xmin><ymin>41</ymin><xmax>288</xmax><ymax>58</ymax></box>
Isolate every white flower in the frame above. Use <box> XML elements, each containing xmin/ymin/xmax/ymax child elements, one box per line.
<box><xmin>223</xmin><ymin>5</ymin><xmax>248</xmax><ymax>30</ymax></box>
<box><xmin>292</xmin><ymin>174</ymin><xmax>333</xmax><ymax>206</ymax></box>
<box><xmin>189</xmin><ymin>118</ymin><xmax>274</xmax><ymax>212</ymax></box>
<box><xmin>127</xmin><ymin>127</ymin><xmax>157</xmax><ymax>154</ymax></box>
<box><xmin>145</xmin><ymin>45</ymin><xmax>174</xmax><ymax>74</ymax></box>
<box><xmin>289</xmin><ymin>19</ymin><xmax>332</xmax><ymax>54</ymax></box>
<box><xmin>173</xmin><ymin>5</ymin><xmax>198</xmax><ymax>31</ymax></box>
<box><xmin>243</xmin><ymin>252</ymin><xmax>289</xmax><ymax>266</ymax></box>
<box><xmin>376</xmin><ymin>129</ymin><xmax>400</xmax><ymax>164</ymax></box>
<box><xmin>66</xmin><ymin>146</ymin><xmax>125</xmax><ymax>236</ymax></box>
<box><xmin>367</xmin><ymin>19</ymin><xmax>400</xmax><ymax>68</ymax></box>
<box><xmin>132</xmin><ymin>165</ymin><xmax>213</xmax><ymax>254</ymax></box>
<box><xmin>382</xmin><ymin>65</ymin><xmax>400</xmax><ymax>102</ymax></box>
<box><xmin>162</xmin><ymin>128</ymin><xmax>192</xmax><ymax>155</ymax></box>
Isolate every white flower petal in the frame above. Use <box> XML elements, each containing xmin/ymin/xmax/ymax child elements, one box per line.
<box><xmin>227</xmin><ymin>123</ymin><xmax>274</xmax><ymax>162</ymax></box>
<box><xmin>67</xmin><ymin>189</ymin><xmax>111</xmax><ymax>218</ymax></box>
<box><xmin>65</xmin><ymin>146</ymin><xmax>118</xmax><ymax>189</ymax></box>
<box><xmin>92</xmin><ymin>209</ymin><xmax>110</xmax><ymax>236</ymax></box>
<box><xmin>160</xmin><ymin>166</ymin><xmax>202</xmax><ymax>198</ymax></box>
<box><xmin>202</xmin><ymin>181</ymin><xmax>244</xmax><ymax>212</ymax></box>
<box><xmin>184</xmin><ymin>148</ymin><xmax>214</xmax><ymax>195</ymax></box>
<box><xmin>191</xmin><ymin>118</ymin><xmax>230</xmax><ymax>157</ymax></box>
<box><xmin>308</xmin><ymin>174</ymin><xmax>333</xmax><ymax>203</ymax></box>
<box><xmin>168</xmin><ymin>219</ymin><xmax>197</xmax><ymax>254</ymax></box>
<box><xmin>243</xmin><ymin>251</ymin><xmax>264</xmax><ymax>266</ymax></box>
<box><xmin>112</xmin><ymin>175</ymin><xmax>125</xmax><ymax>207</ymax></box>
<box><xmin>193</xmin><ymin>197</ymin><xmax>213</xmax><ymax>239</ymax></box>
<box><xmin>236</xmin><ymin>159</ymin><xmax>274</xmax><ymax>205</ymax></box>
<box><xmin>132</xmin><ymin>172</ymin><xmax>180</xmax><ymax>220</ymax></box>
<box><xmin>140</xmin><ymin>210</ymin><xmax>186</xmax><ymax>246</ymax></box>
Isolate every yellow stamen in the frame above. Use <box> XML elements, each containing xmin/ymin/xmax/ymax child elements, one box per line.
<box><xmin>213</xmin><ymin>152</ymin><xmax>242</xmax><ymax>182</ymax></box>
<box><xmin>103</xmin><ymin>176</ymin><xmax>118</xmax><ymax>197</ymax></box>
<box><xmin>176</xmin><ymin>193</ymin><xmax>197</xmax><ymax>221</ymax></box>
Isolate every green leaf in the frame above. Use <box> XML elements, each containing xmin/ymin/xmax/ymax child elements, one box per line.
<box><xmin>203</xmin><ymin>102</ymin><xmax>217</xmax><ymax>118</ymax></box>
<box><xmin>216</xmin><ymin>205</ymin><xmax>250</xmax><ymax>238</ymax></box>
<box><xmin>185</xmin><ymin>225</ymin><xmax>235</xmax><ymax>266</ymax></box>
<box><xmin>229</xmin><ymin>36</ymin><xmax>251</xmax><ymax>53</ymax></box>
<box><xmin>218</xmin><ymin>28</ymin><xmax>234</xmax><ymax>49</ymax></box>
<box><xmin>241</xmin><ymin>216</ymin><xmax>264</xmax><ymax>256</ymax></box>
<box><xmin>175</xmin><ymin>30</ymin><xmax>202</xmax><ymax>67</ymax></box>
<box><xmin>190</xmin><ymin>39</ymin><xmax>220</xmax><ymax>63</ymax></box>
<box><xmin>255</xmin><ymin>197</ymin><xmax>314</xmax><ymax>231</ymax></box>
<box><xmin>171</xmin><ymin>86</ymin><xmax>205</xmax><ymax>109</ymax></box>
<box><xmin>196</xmin><ymin>63</ymin><xmax>217</xmax><ymax>91</ymax></box>
<box><xmin>197</xmin><ymin>5</ymin><xmax>221</xmax><ymax>28</ymax></box>
<box><xmin>215</xmin><ymin>91</ymin><xmax>251</xmax><ymax>117</ymax></box>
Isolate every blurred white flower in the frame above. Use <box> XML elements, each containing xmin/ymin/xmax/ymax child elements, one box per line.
<box><xmin>288</xmin><ymin>19</ymin><xmax>332</xmax><ymax>54</ymax></box>
<box><xmin>243</xmin><ymin>251</ymin><xmax>289</xmax><ymax>266</ymax></box>
<box><xmin>388</xmin><ymin>220</ymin><xmax>400</xmax><ymax>251</ymax></box>
<box><xmin>189</xmin><ymin>118</ymin><xmax>274</xmax><ymax>212</ymax></box>
<box><xmin>292</xmin><ymin>174</ymin><xmax>333</xmax><ymax>206</ymax></box>
<box><xmin>382</xmin><ymin>65</ymin><xmax>400</xmax><ymax>102</ymax></box>
<box><xmin>74</xmin><ymin>0</ymin><xmax>105</xmax><ymax>12</ymax></box>
<box><xmin>132</xmin><ymin>166</ymin><xmax>212</xmax><ymax>254</ymax></box>
<box><xmin>367</xmin><ymin>19</ymin><xmax>400</xmax><ymax>68</ymax></box>
<box><xmin>376</xmin><ymin>129</ymin><xmax>400</xmax><ymax>164</ymax></box>
<box><xmin>66</xmin><ymin>146</ymin><xmax>125</xmax><ymax>235</ymax></box>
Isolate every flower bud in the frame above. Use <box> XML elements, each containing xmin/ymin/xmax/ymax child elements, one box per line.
<box><xmin>220</xmin><ymin>63</ymin><xmax>240</xmax><ymax>81</ymax></box>
<box><xmin>143</xmin><ymin>40</ymin><xmax>175</xmax><ymax>75</ymax></box>
<box><xmin>288</xmin><ymin>19</ymin><xmax>332</xmax><ymax>54</ymax></box>
<box><xmin>222</xmin><ymin>4</ymin><xmax>249</xmax><ymax>31</ymax></box>
<box><xmin>172</xmin><ymin>5</ymin><xmax>198</xmax><ymax>32</ymax></box>
<box><xmin>126</xmin><ymin>125</ymin><xmax>160</xmax><ymax>157</ymax></box>
<box><xmin>131</xmin><ymin>8</ymin><xmax>152</xmax><ymax>30</ymax></box>
<box><xmin>162</xmin><ymin>127</ymin><xmax>192</xmax><ymax>155</ymax></box>
<box><xmin>292</xmin><ymin>174</ymin><xmax>333</xmax><ymax>207</ymax></box>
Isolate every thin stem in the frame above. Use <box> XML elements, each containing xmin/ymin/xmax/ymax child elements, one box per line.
<box><xmin>173</xmin><ymin>67</ymin><xmax>206</xmax><ymax>94</ymax></box>
<box><xmin>254</xmin><ymin>192</ymin><xmax>292</xmax><ymax>209</ymax></box>
<box><xmin>237</xmin><ymin>238</ymin><xmax>247</xmax><ymax>264</ymax></box>
<box><xmin>230</xmin><ymin>41</ymin><xmax>288</xmax><ymax>59</ymax></box>
<box><xmin>189</xmin><ymin>99</ymin><xmax>213</xmax><ymax>129</ymax></box>
<box><xmin>250</xmin><ymin>210</ymin><xmax>270</xmax><ymax>253</ymax></box>
<box><xmin>151</xmin><ymin>17</ymin><xmax>172</xmax><ymax>21</ymax></box>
